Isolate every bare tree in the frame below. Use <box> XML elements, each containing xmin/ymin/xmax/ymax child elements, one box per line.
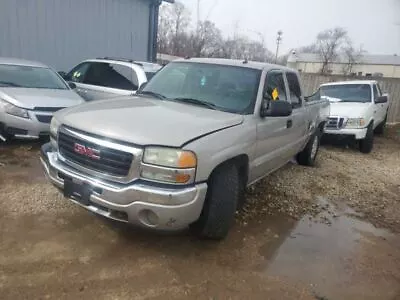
<box><xmin>316</xmin><ymin>27</ymin><xmax>348</xmax><ymax>74</ymax></box>
<box><xmin>190</xmin><ymin>20</ymin><xmax>223</xmax><ymax>57</ymax></box>
<box><xmin>169</xmin><ymin>2</ymin><xmax>191</xmax><ymax>56</ymax></box>
<box><xmin>342</xmin><ymin>39</ymin><xmax>365</xmax><ymax>75</ymax></box>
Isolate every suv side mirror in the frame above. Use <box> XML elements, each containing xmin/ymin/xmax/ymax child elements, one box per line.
<box><xmin>260</xmin><ymin>100</ymin><xmax>292</xmax><ymax>117</ymax></box>
<box><xmin>375</xmin><ymin>95</ymin><xmax>388</xmax><ymax>104</ymax></box>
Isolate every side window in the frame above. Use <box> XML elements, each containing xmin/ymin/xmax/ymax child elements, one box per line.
<box><xmin>83</xmin><ymin>62</ymin><xmax>138</xmax><ymax>90</ymax></box>
<box><xmin>264</xmin><ymin>71</ymin><xmax>287</xmax><ymax>104</ymax></box>
<box><xmin>66</xmin><ymin>62</ymin><xmax>91</xmax><ymax>83</ymax></box>
<box><xmin>373</xmin><ymin>84</ymin><xmax>380</xmax><ymax>100</ymax></box>
<box><xmin>286</xmin><ymin>72</ymin><xmax>302</xmax><ymax>108</ymax></box>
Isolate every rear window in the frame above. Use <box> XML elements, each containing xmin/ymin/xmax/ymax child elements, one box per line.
<box><xmin>320</xmin><ymin>84</ymin><xmax>372</xmax><ymax>103</ymax></box>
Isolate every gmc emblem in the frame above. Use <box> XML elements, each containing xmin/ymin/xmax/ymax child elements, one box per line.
<box><xmin>74</xmin><ymin>143</ymin><xmax>101</xmax><ymax>160</ymax></box>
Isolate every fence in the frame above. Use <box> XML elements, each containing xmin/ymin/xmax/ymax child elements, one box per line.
<box><xmin>299</xmin><ymin>73</ymin><xmax>400</xmax><ymax>124</ymax></box>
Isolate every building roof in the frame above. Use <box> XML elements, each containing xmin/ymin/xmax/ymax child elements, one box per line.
<box><xmin>174</xmin><ymin>57</ymin><xmax>296</xmax><ymax>71</ymax></box>
<box><xmin>0</xmin><ymin>57</ymin><xmax>48</xmax><ymax>68</ymax></box>
<box><xmin>290</xmin><ymin>53</ymin><xmax>400</xmax><ymax>66</ymax></box>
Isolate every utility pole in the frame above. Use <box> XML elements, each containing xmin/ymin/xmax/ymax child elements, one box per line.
<box><xmin>275</xmin><ymin>30</ymin><xmax>283</xmax><ymax>63</ymax></box>
<box><xmin>196</xmin><ymin>0</ymin><xmax>201</xmax><ymax>36</ymax></box>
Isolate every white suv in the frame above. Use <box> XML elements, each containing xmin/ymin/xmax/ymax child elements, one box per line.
<box><xmin>314</xmin><ymin>80</ymin><xmax>389</xmax><ymax>153</ymax></box>
<box><xmin>61</xmin><ymin>58</ymin><xmax>162</xmax><ymax>101</ymax></box>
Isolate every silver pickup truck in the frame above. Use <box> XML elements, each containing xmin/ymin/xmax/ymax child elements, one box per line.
<box><xmin>40</xmin><ymin>58</ymin><xmax>329</xmax><ymax>239</ymax></box>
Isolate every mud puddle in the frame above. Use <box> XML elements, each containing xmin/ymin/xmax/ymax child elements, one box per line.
<box><xmin>258</xmin><ymin>198</ymin><xmax>400</xmax><ymax>300</ymax></box>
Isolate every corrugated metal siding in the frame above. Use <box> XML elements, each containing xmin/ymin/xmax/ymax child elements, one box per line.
<box><xmin>0</xmin><ymin>0</ymin><xmax>150</xmax><ymax>71</ymax></box>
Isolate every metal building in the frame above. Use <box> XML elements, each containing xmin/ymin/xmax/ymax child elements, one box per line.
<box><xmin>0</xmin><ymin>0</ymin><xmax>172</xmax><ymax>72</ymax></box>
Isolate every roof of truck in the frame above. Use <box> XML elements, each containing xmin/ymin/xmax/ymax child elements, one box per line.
<box><xmin>321</xmin><ymin>80</ymin><xmax>377</xmax><ymax>87</ymax></box>
<box><xmin>175</xmin><ymin>57</ymin><xmax>296</xmax><ymax>72</ymax></box>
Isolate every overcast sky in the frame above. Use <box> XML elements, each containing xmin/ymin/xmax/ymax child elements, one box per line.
<box><xmin>180</xmin><ymin>0</ymin><xmax>400</xmax><ymax>55</ymax></box>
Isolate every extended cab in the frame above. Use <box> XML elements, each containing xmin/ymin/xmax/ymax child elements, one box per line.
<box><xmin>314</xmin><ymin>81</ymin><xmax>389</xmax><ymax>153</ymax></box>
<box><xmin>40</xmin><ymin>58</ymin><xmax>329</xmax><ymax>239</ymax></box>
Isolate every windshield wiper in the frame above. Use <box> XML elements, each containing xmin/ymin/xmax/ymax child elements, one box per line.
<box><xmin>171</xmin><ymin>97</ymin><xmax>218</xmax><ymax>110</ymax></box>
<box><xmin>0</xmin><ymin>81</ymin><xmax>21</xmax><ymax>87</ymax></box>
<box><xmin>137</xmin><ymin>90</ymin><xmax>166</xmax><ymax>100</ymax></box>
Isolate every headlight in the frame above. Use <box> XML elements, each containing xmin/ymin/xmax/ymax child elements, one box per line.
<box><xmin>345</xmin><ymin>118</ymin><xmax>366</xmax><ymax>129</ymax></box>
<box><xmin>141</xmin><ymin>147</ymin><xmax>197</xmax><ymax>184</ymax></box>
<box><xmin>0</xmin><ymin>98</ymin><xmax>29</xmax><ymax>118</ymax></box>
<box><xmin>50</xmin><ymin>117</ymin><xmax>61</xmax><ymax>137</ymax></box>
<box><xmin>143</xmin><ymin>147</ymin><xmax>197</xmax><ymax>168</ymax></box>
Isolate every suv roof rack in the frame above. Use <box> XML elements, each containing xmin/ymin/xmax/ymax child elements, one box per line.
<box><xmin>96</xmin><ymin>57</ymin><xmax>143</xmax><ymax>66</ymax></box>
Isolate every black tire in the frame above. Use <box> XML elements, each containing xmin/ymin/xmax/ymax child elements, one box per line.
<box><xmin>296</xmin><ymin>129</ymin><xmax>321</xmax><ymax>166</ymax></box>
<box><xmin>190</xmin><ymin>163</ymin><xmax>239</xmax><ymax>240</ymax></box>
<box><xmin>374</xmin><ymin>114</ymin><xmax>387</xmax><ymax>135</ymax></box>
<box><xmin>359</xmin><ymin>123</ymin><xmax>374</xmax><ymax>154</ymax></box>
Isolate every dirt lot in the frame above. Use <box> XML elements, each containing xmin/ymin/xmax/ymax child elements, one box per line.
<box><xmin>1</xmin><ymin>126</ymin><xmax>400</xmax><ymax>300</ymax></box>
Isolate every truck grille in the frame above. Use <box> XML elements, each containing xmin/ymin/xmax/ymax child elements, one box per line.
<box><xmin>326</xmin><ymin>117</ymin><xmax>345</xmax><ymax>129</ymax></box>
<box><xmin>58</xmin><ymin>131</ymin><xmax>134</xmax><ymax>177</ymax></box>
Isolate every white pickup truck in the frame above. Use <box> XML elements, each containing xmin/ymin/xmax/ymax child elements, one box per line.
<box><xmin>310</xmin><ymin>80</ymin><xmax>389</xmax><ymax>153</ymax></box>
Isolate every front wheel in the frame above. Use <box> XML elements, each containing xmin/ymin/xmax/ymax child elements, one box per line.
<box><xmin>359</xmin><ymin>123</ymin><xmax>374</xmax><ymax>154</ymax></box>
<box><xmin>296</xmin><ymin>129</ymin><xmax>321</xmax><ymax>166</ymax></box>
<box><xmin>374</xmin><ymin>114</ymin><xmax>387</xmax><ymax>135</ymax></box>
<box><xmin>190</xmin><ymin>163</ymin><xmax>239</xmax><ymax>240</ymax></box>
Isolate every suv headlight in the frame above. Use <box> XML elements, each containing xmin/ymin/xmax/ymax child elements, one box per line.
<box><xmin>0</xmin><ymin>99</ymin><xmax>29</xmax><ymax>119</ymax></box>
<box><xmin>141</xmin><ymin>147</ymin><xmax>197</xmax><ymax>184</ymax></box>
<box><xmin>345</xmin><ymin>118</ymin><xmax>366</xmax><ymax>129</ymax></box>
<box><xmin>50</xmin><ymin>117</ymin><xmax>61</xmax><ymax>138</ymax></box>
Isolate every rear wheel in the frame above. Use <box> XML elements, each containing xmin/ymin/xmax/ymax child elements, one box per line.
<box><xmin>190</xmin><ymin>163</ymin><xmax>239</xmax><ymax>240</ymax></box>
<box><xmin>359</xmin><ymin>123</ymin><xmax>374</xmax><ymax>153</ymax></box>
<box><xmin>296</xmin><ymin>129</ymin><xmax>321</xmax><ymax>166</ymax></box>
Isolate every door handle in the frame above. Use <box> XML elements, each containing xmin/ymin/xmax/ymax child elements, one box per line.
<box><xmin>287</xmin><ymin>120</ymin><xmax>293</xmax><ymax>128</ymax></box>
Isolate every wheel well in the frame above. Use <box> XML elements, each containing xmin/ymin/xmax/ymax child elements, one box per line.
<box><xmin>318</xmin><ymin>121</ymin><xmax>326</xmax><ymax>132</ymax></box>
<box><xmin>209</xmin><ymin>155</ymin><xmax>249</xmax><ymax>185</ymax></box>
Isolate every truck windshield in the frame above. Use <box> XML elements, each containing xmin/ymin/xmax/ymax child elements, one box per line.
<box><xmin>141</xmin><ymin>62</ymin><xmax>261</xmax><ymax>114</ymax></box>
<box><xmin>0</xmin><ymin>64</ymin><xmax>68</xmax><ymax>90</ymax></box>
<box><xmin>320</xmin><ymin>84</ymin><xmax>371</xmax><ymax>103</ymax></box>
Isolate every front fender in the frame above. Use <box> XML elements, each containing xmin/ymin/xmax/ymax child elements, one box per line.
<box><xmin>184</xmin><ymin>120</ymin><xmax>257</xmax><ymax>182</ymax></box>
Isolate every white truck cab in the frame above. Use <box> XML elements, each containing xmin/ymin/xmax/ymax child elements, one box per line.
<box><xmin>314</xmin><ymin>80</ymin><xmax>389</xmax><ymax>153</ymax></box>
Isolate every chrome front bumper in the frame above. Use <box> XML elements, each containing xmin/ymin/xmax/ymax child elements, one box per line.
<box><xmin>40</xmin><ymin>143</ymin><xmax>207</xmax><ymax>230</ymax></box>
<box><xmin>324</xmin><ymin>127</ymin><xmax>368</xmax><ymax>140</ymax></box>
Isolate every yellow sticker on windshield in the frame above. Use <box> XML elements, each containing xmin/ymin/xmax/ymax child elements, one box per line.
<box><xmin>73</xmin><ymin>71</ymin><xmax>81</xmax><ymax>78</ymax></box>
<box><xmin>272</xmin><ymin>88</ymin><xmax>279</xmax><ymax>100</ymax></box>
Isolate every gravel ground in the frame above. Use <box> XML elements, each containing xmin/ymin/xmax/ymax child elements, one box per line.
<box><xmin>239</xmin><ymin>124</ymin><xmax>400</xmax><ymax>233</ymax></box>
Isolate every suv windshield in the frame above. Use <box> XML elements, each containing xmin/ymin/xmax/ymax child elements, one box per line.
<box><xmin>320</xmin><ymin>84</ymin><xmax>371</xmax><ymax>103</ymax></box>
<box><xmin>141</xmin><ymin>62</ymin><xmax>261</xmax><ymax>114</ymax></box>
<box><xmin>0</xmin><ymin>64</ymin><xmax>68</xmax><ymax>90</ymax></box>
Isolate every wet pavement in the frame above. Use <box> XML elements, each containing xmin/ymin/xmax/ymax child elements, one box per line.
<box><xmin>1</xmin><ymin>139</ymin><xmax>400</xmax><ymax>299</ymax></box>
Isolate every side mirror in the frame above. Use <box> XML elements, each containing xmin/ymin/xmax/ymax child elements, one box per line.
<box><xmin>68</xmin><ymin>82</ymin><xmax>77</xmax><ymax>89</ymax></box>
<box><xmin>375</xmin><ymin>95</ymin><xmax>388</xmax><ymax>104</ymax></box>
<box><xmin>260</xmin><ymin>100</ymin><xmax>293</xmax><ymax>117</ymax></box>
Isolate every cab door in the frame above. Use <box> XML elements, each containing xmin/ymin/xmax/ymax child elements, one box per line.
<box><xmin>284</xmin><ymin>72</ymin><xmax>308</xmax><ymax>156</ymax></box>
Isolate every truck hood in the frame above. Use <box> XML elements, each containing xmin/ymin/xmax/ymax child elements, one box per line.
<box><xmin>56</xmin><ymin>97</ymin><xmax>244</xmax><ymax>147</ymax></box>
<box><xmin>329</xmin><ymin>102</ymin><xmax>372</xmax><ymax>118</ymax></box>
<box><xmin>1</xmin><ymin>88</ymin><xmax>84</xmax><ymax>109</ymax></box>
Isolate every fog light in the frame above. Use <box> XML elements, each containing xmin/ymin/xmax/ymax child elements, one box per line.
<box><xmin>138</xmin><ymin>209</ymin><xmax>159</xmax><ymax>227</ymax></box>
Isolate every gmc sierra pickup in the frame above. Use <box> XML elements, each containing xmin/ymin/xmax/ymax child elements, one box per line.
<box><xmin>40</xmin><ymin>58</ymin><xmax>329</xmax><ymax>239</ymax></box>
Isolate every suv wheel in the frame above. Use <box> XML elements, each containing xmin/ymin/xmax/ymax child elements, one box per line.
<box><xmin>359</xmin><ymin>123</ymin><xmax>374</xmax><ymax>153</ymax></box>
<box><xmin>190</xmin><ymin>163</ymin><xmax>239</xmax><ymax>240</ymax></box>
<box><xmin>296</xmin><ymin>129</ymin><xmax>321</xmax><ymax>166</ymax></box>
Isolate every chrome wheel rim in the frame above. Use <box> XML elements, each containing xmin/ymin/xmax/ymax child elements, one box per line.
<box><xmin>311</xmin><ymin>136</ymin><xmax>319</xmax><ymax>159</ymax></box>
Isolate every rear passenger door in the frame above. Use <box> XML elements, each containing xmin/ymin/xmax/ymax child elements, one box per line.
<box><xmin>285</xmin><ymin>72</ymin><xmax>308</xmax><ymax>155</ymax></box>
<box><xmin>252</xmin><ymin>70</ymin><xmax>293</xmax><ymax>182</ymax></box>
